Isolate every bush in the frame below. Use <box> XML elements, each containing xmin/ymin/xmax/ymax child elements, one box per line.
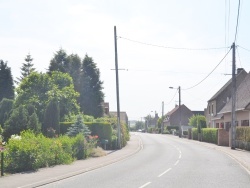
<box><xmin>201</xmin><ymin>128</ymin><xmax>218</xmax><ymax>144</ymax></box>
<box><xmin>236</xmin><ymin>127</ymin><xmax>250</xmax><ymax>142</ymax></box>
<box><xmin>192</xmin><ymin>128</ymin><xmax>198</xmax><ymax>140</ymax></box>
<box><xmin>4</xmin><ymin>130</ymin><xmax>94</xmax><ymax>173</ymax></box>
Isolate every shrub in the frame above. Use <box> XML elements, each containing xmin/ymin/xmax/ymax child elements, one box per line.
<box><xmin>201</xmin><ymin>128</ymin><xmax>218</xmax><ymax>144</ymax></box>
<box><xmin>192</xmin><ymin>128</ymin><xmax>198</xmax><ymax>140</ymax></box>
<box><xmin>236</xmin><ymin>127</ymin><xmax>250</xmax><ymax>142</ymax></box>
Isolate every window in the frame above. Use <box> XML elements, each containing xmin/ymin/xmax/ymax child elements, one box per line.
<box><xmin>212</xmin><ymin>104</ymin><xmax>214</xmax><ymax>114</ymax></box>
<box><xmin>241</xmin><ymin>120</ymin><xmax>249</xmax><ymax>126</ymax></box>
<box><xmin>209</xmin><ymin>105</ymin><xmax>210</xmax><ymax>114</ymax></box>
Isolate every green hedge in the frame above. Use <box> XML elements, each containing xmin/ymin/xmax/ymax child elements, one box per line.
<box><xmin>236</xmin><ymin>127</ymin><xmax>250</xmax><ymax>142</ymax></box>
<box><xmin>4</xmin><ymin>130</ymin><xmax>88</xmax><ymax>173</ymax></box>
<box><xmin>192</xmin><ymin>128</ymin><xmax>198</xmax><ymax>140</ymax></box>
<box><xmin>201</xmin><ymin>128</ymin><xmax>218</xmax><ymax>144</ymax></box>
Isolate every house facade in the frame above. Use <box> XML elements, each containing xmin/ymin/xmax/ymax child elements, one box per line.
<box><xmin>109</xmin><ymin>111</ymin><xmax>129</xmax><ymax>125</ymax></box>
<box><xmin>164</xmin><ymin>104</ymin><xmax>194</xmax><ymax>126</ymax></box>
<box><xmin>205</xmin><ymin>68</ymin><xmax>249</xmax><ymax>128</ymax></box>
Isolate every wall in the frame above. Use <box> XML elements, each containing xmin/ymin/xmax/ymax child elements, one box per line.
<box><xmin>217</xmin><ymin>129</ymin><xmax>229</xmax><ymax>146</ymax></box>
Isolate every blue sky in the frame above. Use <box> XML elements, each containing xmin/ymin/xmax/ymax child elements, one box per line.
<box><xmin>1</xmin><ymin>0</ymin><xmax>250</xmax><ymax>120</ymax></box>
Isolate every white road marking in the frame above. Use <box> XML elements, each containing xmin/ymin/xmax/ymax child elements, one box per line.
<box><xmin>139</xmin><ymin>182</ymin><xmax>151</xmax><ymax>188</ymax></box>
<box><xmin>179</xmin><ymin>154</ymin><xmax>182</xmax><ymax>159</ymax></box>
<box><xmin>174</xmin><ymin>160</ymin><xmax>179</xmax><ymax>166</ymax></box>
<box><xmin>158</xmin><ymin>168</ymin><xmax>172</xmax><ymax>177</ymax></box>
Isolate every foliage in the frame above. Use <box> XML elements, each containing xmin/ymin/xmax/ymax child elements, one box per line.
<box><xmin>3</xmin><ymin>105</ymin><xmax>29</xmax><ymax>140</ymax></box>
<box><xmin>43</xmin><ymin>98</ymin><xmax>60</xmax><ymax>135</ymax></box>
<box><xmin>16</xmin><ymin>53</ymin><xmax>36</xmax><ymax>83</ymax></box>
<box><xmin>192</xmin><ymin>128</ymin><xmax>198</xmax><ymax>140</ymax></box>
<box><xmin>166</xmin><ymin>126</ymin><xmax>179</xmax><ymax>131</ymax></box>
<box><xmin>121</xmin><ymin>122</ymin><xmax>130</xmax><ymax>147</ymax></box>
<box><xmin>15</xmin><ymin>71</ymin><xmax>80</xmax><ymax>125</ymax></box>
<box><xmin>0</xmin><ymin>60</ymin><xmax>15</xmax><ymax>101</ymax></box>
<box><xmin>188</xmin><ymin>115</ymin><xmax>207</xmax><ymax>128</ymax></box>
<box><xmin>79</xmin><ymin>55</ymin><xmax>104</xmax><ymax>118</ymax></box>
<box><xmin>0</xmin><ymin>98</ymin><xmax>14</xmax><ymax>127</ymax></box>
<box><xmin>135</xmin><ymin>121</ymin><xmax>145</xmax><ymax>130</ymax></box>
<box><xmin>201</xmin><ymin>128</ymin><xmax>218</xmax><ymax>144</ymax></box>
<box><xmin>67</xmin><ymin>115</ymin><xmax>91</xmax><ymax>137</ymax></box>
<box><xmin>236</xmin><ymin>127</ymin><xmax>250</xmax><ymax>142</ymax></box>
<box><xmin>4</xmin><ymin>130</ymin><xmax>97</xmax><ymax>173</ymax></box>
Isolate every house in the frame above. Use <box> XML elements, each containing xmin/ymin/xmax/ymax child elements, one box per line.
<box><xmin>205</xmin><ymin>68</ymin><xmax>248</xmax><ymax>128</ymax></box>
<box><xmin>218</xmin><ymin>73</ymin><xmax>250</xmax><ymax>129</ymax></box>
<box><xmin>164</xmin><ymin>104</ymin><xmax>194</xmax><ymax>127</ymax></box>
<box><xmin>109</xmin><ymin>111</ymin><xmax>129</xmax><ymax>125</ymax></box>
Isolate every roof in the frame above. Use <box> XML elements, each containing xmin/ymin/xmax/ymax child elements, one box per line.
<box><xmin>219</xmin><ymin>73</ymin><xmax>250</xmax><ymax>114</ymax></box>
<box><xmin>166</xmin><ymin>104</ymin><xmax>192</xmax><ymax>116</ymax></box>
<box><xmin>208</xmin><ymin>69</ymin><xmax>247</xmax><ymax>102</ymax></box>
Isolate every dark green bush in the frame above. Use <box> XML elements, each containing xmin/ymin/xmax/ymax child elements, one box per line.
<box><xmin>192</xmin><ymin>128</ymin><xmax>198</xmax><ymax>140</ymax></box>
<box><xmin>201</xmin><ymin>128</ymin><xmax>218</xmax><ymax>144</ymax></box>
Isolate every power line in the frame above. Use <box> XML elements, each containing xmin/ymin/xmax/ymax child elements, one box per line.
<box><xmin>234</xmin><ymin>0</ymin><xmax>241</xmax><ymax>42</ymax></box>
<box><xmin>238</xmin><ymin>45</ymin><xmax>250</xmax><ymax>52</ymax></box>
<box><xmin>118</xmin><ymin>36</ymin><xmax>229</xmax><ymax>51</ymax></box>
<box><xmin>165</xmin><ymin>89</ymin><xmax>178</xmax><ymax>106</ymax></box>
<box><xmin>183</xmin><ymin>47</ymin><xmax>232</xmax><ymax>90</ymax></box>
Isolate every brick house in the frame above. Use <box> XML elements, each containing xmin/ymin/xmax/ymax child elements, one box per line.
<box><xmin>205</xmin><ymin>68</ymin><xmax>247</xmax><ymax>128</ymax></box>
<box><xmin>218</xmin><ymin>73</ymin><xmax>250</xmax><ymax>128</ymax></box>
<box><xmin>164</xmin><ymin>104</ymin><xmax>194</xmax><ymax>126</ymax></box>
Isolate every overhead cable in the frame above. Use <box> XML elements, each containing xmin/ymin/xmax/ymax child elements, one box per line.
<box><xmin>118</xmin><ymin>36</ymin><xmax>229</xmax><ymax>51</ymax></box>
<box><xmin>183</xmin><ymin>47</ymin><xmax>232</xmax><ymax>90</ymax></box>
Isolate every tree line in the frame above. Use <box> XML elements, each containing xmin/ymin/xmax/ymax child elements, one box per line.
<box><xmin>0</xmin><ymin>49</ymin><xmax>105</xmax><ymax>139</ymax></box>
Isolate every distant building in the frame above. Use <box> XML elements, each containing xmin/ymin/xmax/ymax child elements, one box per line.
<box><xmin>164</xmin><ymin>104</ymin><xmax>194</xmax><ymax>127</ymax></box>
<box><xmin>109</xmin><ymin>111</ymin><xmax>128</xmax><ymax>125</ymax></box>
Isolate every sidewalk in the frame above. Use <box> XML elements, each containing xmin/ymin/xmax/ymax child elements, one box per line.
<box><xmin>0</xmin><ymin>134</ymin><xmax>142</xmax><ymax>188</ymax></box>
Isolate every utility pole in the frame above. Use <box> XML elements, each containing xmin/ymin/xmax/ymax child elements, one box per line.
<box><xmin>231</xmin><ymin>43</ymin><xmax>236</xmax><ymax>149</ymax></box>
<box><xmin>114</xmin><ymin>26</ymin><xmax>121</xmax><ymax>149</ymax></box>
<box><xmin>179</xmin><ymin>86</ymin><xmax>182</xmax><ymax>138</ymax></box>
<box><xmin>161</xmin><ymin>101</ymin><xmax>164</xmax><ymax>134</ymax></box>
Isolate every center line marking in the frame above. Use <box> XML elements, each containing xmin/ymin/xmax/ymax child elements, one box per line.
<box><xmin>174</xmin><ymin>160</ymin><xmax>179</xmax><ymax>166</ymax></box>
<box><xmin>139</xmin><ymin>182</ymin><xmax>151</xmax><ymax>188</ymax></box>
<box><xmin>158</xmin><ymin>168</ymin><xmax>172</xmax><ymax>177</ymax></box>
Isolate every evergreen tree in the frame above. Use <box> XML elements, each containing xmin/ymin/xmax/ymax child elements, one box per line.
<box><xmin>80</xmin><ymin>55</ymin><xmax>104</xmax><ymax>118</ymax></box>
<box><xmin>27</xmin><ymin>112</ymin><xmax>41</xmax><ymax>133</ymax></box>
<box><xmin>0</xmin><ymin>98</ymin><xmax>14</xmax><ymax>128</ymax></box>
<box><xmin>67</xmin><ymin>115</ymin><xmax>90</xmax><ymax>137</ymax></box>
<box><xmin>17</xmin><ymin>54</ymin><xmax>35</xmax><ymax>82</ymax></box>
<box><xmin>43</xmin><ymin>98</ymin><xmax>60</xmax><ymax>135</ymax></box>
<box><xmin>0</xmin><ymin>60</ymin><xmax>15</xmax><ymax>101</ymax></box>
<box><xmin>48</xmin><ymin>49</ymin><xmax>69</xmax><ymax>73</ymax></box>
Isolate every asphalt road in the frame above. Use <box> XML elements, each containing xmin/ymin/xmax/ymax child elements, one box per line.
<box><xmin>40</xmin><ymin>133</ymin><xmax>250</xmax><ymax>188</ymax></box>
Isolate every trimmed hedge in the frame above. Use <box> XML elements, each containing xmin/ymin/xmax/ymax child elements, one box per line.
<box><xmin>192</xmin><ymin>128</ymin><xmax>198</xmax><ymax>140</ymax></box>
<box><xmin>201</xmin><ymin>128</ymin><xmax>218</xmax><ymax>144</ymax></box>
<box><xmin>236</xmin><ymin>127</ymin><xmax>250</xmax><ymax>142</ymax></box>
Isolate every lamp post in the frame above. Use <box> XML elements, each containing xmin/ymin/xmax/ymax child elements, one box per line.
<box><xmin>169</xmin><ymin>86</ymin><xmax>182</xmax><ymax>138</ymax></box>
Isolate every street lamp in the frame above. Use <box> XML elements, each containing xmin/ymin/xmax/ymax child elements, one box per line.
<box><xmin>169</xmin><ymin>86</ymin><xmax>182</xmax><ymax>138</ymax></box>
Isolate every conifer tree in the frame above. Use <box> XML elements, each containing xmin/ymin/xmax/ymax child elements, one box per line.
<box><xmin>80</xmin><ymin>55</ymin><xmax>104</xmax><ymax>118</ymax></box>
<box><xmin>17</xmin><ymin>54</ymin><xmax>35</xmax><ymax>83</ymax></box>
<box><xmin>0</xmin><ymin>60</ymin><xmax>14</xmax><ymax>101</ymax></box>
<box><xmin>67</xmin><ymin>115</ymin><xmax>90</xmax><ymax>137</ymax></box>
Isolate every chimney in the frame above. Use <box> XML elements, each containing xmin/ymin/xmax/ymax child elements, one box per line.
<box><xmin>237</xmin><ymin>68</ymin><xmax>244</xmax><ymax>74</ymax></box>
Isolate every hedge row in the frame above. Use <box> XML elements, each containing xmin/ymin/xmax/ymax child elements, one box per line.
<box><xmin>4</xmin><ymin>130</ymin><xmax>89</xmax><ymax>173</ymax></box>
<box><xmin>201</xmin><ymin>128</ymin><xmax>218</xmax><ymax>144</ymax></box>
<box><xmin>236</xmin><ymin>127</ymin><xmax>250</xmax><ymax>142</ymax></box>
<box><xmin>192</xmin><ymin>128</ymin><xmax>198</xmax><ymax>140</ymax></box>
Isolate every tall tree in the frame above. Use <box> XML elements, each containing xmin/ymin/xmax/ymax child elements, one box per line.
<box><xmin>48</xmin><ymin>49</ymin><xmax>69</xmax><ymax>73</ymax></box>
<box><xmin>0</xmin><ymin>98</ymin><xmax>14</xmax><ymax>128</ymax></box>
<box><xmin>0</xmin><ymin>60</ymin><xmax>15</xmax><ymax>101</ymax></box>
<box><xmin>80</xmin><ymin>55</ymin><xmax>104</xmax><ymax>118</ymax></box>
<box><xmin>43</xmin><ymin>98</ymin><xmax>60</xmax><ymax>135</ymax></box>
<box><xmin>48</xmin><ymin>49</ymin><xmax>81</xmax><ymax>93</ymax></box>
<box><xmin>17</xmin><ymin>54</ymin><xmax>36</xmax><ymax>82</ymax></box>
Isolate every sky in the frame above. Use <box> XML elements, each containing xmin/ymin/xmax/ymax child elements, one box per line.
<box><xmin>1</xmin><ymin>0</ymin><xmax>250</xmax><ymax>121</ymax></box>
